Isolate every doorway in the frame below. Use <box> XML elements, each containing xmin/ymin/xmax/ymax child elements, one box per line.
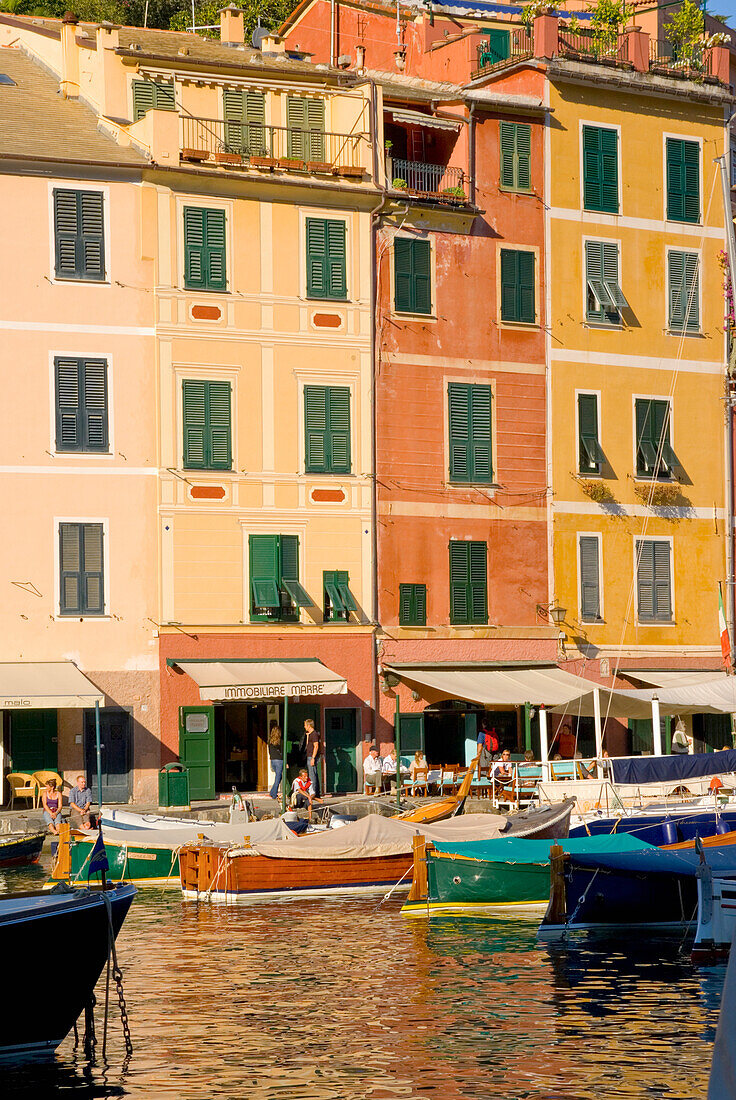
<box><xmin>325</xmin><ymin>708</ymin><xmax>358</xmax><ymax>794</ymax></box>
<box><xmin>10</xmin><ymin>709</ymin><xmax>58</xmax><ymax>773</ymax></box>
<box><xmin>84</xmin><ymin>708</ymin><xmax>132</xmax><ymax>804</ymax></box>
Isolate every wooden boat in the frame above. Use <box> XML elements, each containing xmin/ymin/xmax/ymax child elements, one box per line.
<box><xmin>0</xmin><ymin>829</ymin><xmax>46</xmax><ymax>868</ymax></box>
<box><xmin>570</xmin><ymin>807</ymin><xmax>736</xmax><ymax>846</ymax></box>
<box><xmin>397</xmin><ymin>749</ymin><xmax>481</xmax><ymax>824</ymax></box>
<box><xmin>0</xmin><ymin>882</ymin><xmax>135</xmax><ymax>1058</ymax></box>
<box><xmin>401</xmin><ymin>832</ymin><xmax>651</xmax><ymax>918</ymax></box>
<box><xmin>48</xmin><ymin>818</ymin><xmax>296</xmax><ymax>888</ymax></box>
<box><xmin>179</xmin><ymin>803</ymin><xmax>575</xmax><ymax>903</ymax></box>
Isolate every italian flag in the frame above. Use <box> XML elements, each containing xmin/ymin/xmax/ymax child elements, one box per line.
<box><xmin>719</xmin><ymin>583</ymin><xmax>732</xmax><ymax>669</ymax></box>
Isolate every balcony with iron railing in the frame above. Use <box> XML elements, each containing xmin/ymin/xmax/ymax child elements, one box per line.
<box><xmin>180</xmin><ymin>116</ymin><xmax>367</xmax><ymax>177</ymax></box>
<box><xmin>387</xmin><ymin>156</ymin><xmax>468</xmax><ymax>203</ymax></box>
<box><xmin>473</xmin><ymin>27</ymin><xmax>534</xmax><ymax>77</ymax></box>
<box><xmin>557</xmin><ymin>28</ymin><xmax>627</xmax><ymax>64</ymax></box>
<box><xmin>649</xmin><ymin>39</ymin><xmax>720</xmax><ymax>82</ymax></box>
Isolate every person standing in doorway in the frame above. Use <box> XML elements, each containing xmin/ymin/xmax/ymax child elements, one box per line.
<box><xmin>305</xmin><ymin>718</ymin><xmax>322</xmax><ymax>798</ymax></box>
<box><xmin>268</xmin><ymin>723</ymin><xmax>284</xmax><ymax>801</ymax></box>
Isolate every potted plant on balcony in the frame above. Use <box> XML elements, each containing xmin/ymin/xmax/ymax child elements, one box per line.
<box><xmin>392</xmin><ymin>177</ymin><xmax>408</xmax><ymax>191</ymax></box>
<box><xmin>589</xmin><ymin>0</ymin><xmax>633</xmax><ymax>62</ymax></box>
<box><xmin>664</xmin><ymin>0</ymin><xmax>705</xmax><ymax>68</ymax></box>
<box><xmin>442</xmin><ymin>186</ymin><xmax>466</xmax><ymax>202</ymax></box>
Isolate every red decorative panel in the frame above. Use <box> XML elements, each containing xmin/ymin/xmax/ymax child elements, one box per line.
<box><xmin>191</xmin><ymin>304</ymin><xmax>222</xmax><ymax>321</ymax></box>
<box><xmin>312</xmin><ymin>313</ymin><xmax>342</xmax><ymax>328</ymax></box>
<box><xmin>190</xmin><ymin>485</ymin><xmax>226</xmax><ymax>500</ymax></box>
<box><xmin>311</xmin><ymin>488</ymin><xmax>345</xmax><ymax>502</ymax></box>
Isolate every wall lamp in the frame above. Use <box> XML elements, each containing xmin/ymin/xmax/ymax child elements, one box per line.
<box><xmin>537</xmin><ymin>603</ymin><xmax>567</xmax><ymax>626</ymax></box>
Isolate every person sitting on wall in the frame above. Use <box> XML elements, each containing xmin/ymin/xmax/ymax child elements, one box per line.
<box><xmin>290</xmin><ymin>769</ymin><xmax>321</xmax><ymax>820</ymax></box>
<box><xmin>69</xmin><ymin>774</ymin><xmax>93</xmax><ymax>830</ymax></box>
<box><xmin>363</xmin><ymin>745</ymin><xmax>383</xmax><ymax>794</ymax></box>
<box><xmin>41</xmin><ymin>779</ymin><xmax>64</xmax><ymax>835</ymax></box>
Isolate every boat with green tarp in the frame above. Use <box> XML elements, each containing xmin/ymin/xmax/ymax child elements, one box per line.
<box><xmin>401</xmin><ymin>833</ymin><xmax>656</xmax><ymax>918</ymax></box>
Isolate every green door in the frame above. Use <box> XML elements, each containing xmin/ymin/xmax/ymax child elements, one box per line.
<box><xmin>398</xmin><ymin>712</ymin><xmax>425</xmax><ymax>767</ymax></box>
<box><xmin>10</xmin><ymin>710</ymin><xmax>58</xmax><ymax>773</ymax></box>
<box><xmin>178</xmin><ymin>705</ymin><xmax>215</xmax><ymax>800</ymax></box>
<box><xmin>629</xmin><ymin>716</ymin><xmax>671</xmax><ymax>754</ymax></box>
<box><xmin>325</xmin><ymin>708</ymin><xmax>357</xmax><ymax>794</ymax></box>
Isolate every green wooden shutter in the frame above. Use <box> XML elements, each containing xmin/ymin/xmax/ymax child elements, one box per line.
<box><xmin>470</xmin><ymin>385</ymin><xmax>493</xmax><ymax>482</ymax></box>
<box><xmin>60</xmin><ymin>523</ymin><xmax>103</xmax><ymax>615</ymax></box>
<box><xmin>54</xmin><ymin>190</ymin><xmax>104</xmax><ymax>281</ymax></box>
<box><xmin>636</xmin><ymin>399</ymin><xmax>670</xmax><ymax>477</ymax></box>
<box><xmin>59</xmin><ymin>523</ymin><xmax>81</xmax><ymax>614</ymax></box>
<box><xmin>184</xmin><ymin>208</ymin><xmax>226</xmax><ymax>292</ymax></box>
<box><xmin>250</xmin><ymin>535</ymin><xmax>281</xmax><ymax>615</ymax></box>
<box><xmin>412</xmin><ymin>239</ymin><xmax>431</xmax><ymax>314</ymax></box>
<box><xmin>500</xmin><ymin>249</ymin><xmax>535</xmax><ymax>323</ymax></box>
<box><xmin>287</xmin><ymin>96</ymin><xmax>306</xmax><ymax>159</ymax></box>
<box><xmin>132</xmin><ymin>79</ymin><xmax>174</xmax><ymax>121</ymax></box>
<box><xmin>323</xmin><ymin>569</ymin><xmax>350</xmax><ymax>620</ymax></box>
<box><xmin>206</xmin><ymin>381</ymin><xmax>232</xmax><ymax>470</ymax></box>
<box><xmin>394</xmin><ymin>237</ymin><xmax>413</xmax><ymax>312</ymax></box>
<box><xmin>448</xmin><ymin>384</ymin><xmax>493</xmax><ymax>482</ymax></box>
<box><xmin>578</xmin><ymin>393</ymin><xmax>601</xmax><ymax>473</ymax></box>
<box><xmin>304</xmin><ymin>385</ymin><xmax>328</xmax><ymax>471</ymax></box>
<box><xmin>585</xmin><ymin>240</ymin><xmax>620</xmax><ymax>323</ymax></box>
<box><xmin>55</xmin><ymin>358</ymin><xmax>108</xmax><ymax>452</ymax></box>
<box><xmin>304</xmin><ymin>386</ymin><xmax>351</xmax><ymax>474</ymax></box>
<box><xmin>579</xmin><ymin>536</ymin><xmax>600</xmax><ymax>621</ymax></box>
<box><xmin>666</xmin><ymin>138</ymin><xmax>699</xmax><ymax>223</ymax></box>
<box><xmin>668</xmin><ymin>250</ymin><xmax>699</xmax><ymax>332</ymax></box>
<box><xmin>399</xmin><ymin>583</ymin><xmax>427</xmax><ymax>626</ymax></box>
<box><xmin>499</xmin><ymin>122</ymin><xmax>531</xmax><ymax>190</ymax></box>
<box><xmin>223</xmin><ymin>89</ymin><xmax>266</xmax><ymax>155</ymax></box>
<box><xmin>653</xmin><ymin>541</ymin><xmax>672</xmax><ymax>620</ymax></box>
<box><xmin>394</xmin><ymin>238</ymin><xmax>431</xmax><ymax>314</ymax></box>
<box><xmin>583</xmin><ymin>125</ymin><xmax>618</xmax><ymax>213</ymax></box>
<box><xmin>326</xmin><ymin>386</ymin><xmax>351</xmax><ymax>473</ymax></box>
<box><xmin>306</xmin><ymin>98</ymin><xmax>325</xmax><ymax>161</ymax></box>
<box><xmin>486</xmin><ymin>27</ymin><xmax>511</xmax><ymax>62</ymax></box>
<box><xmin>182</xmin><ymin>381</ymin><xmax>207</xmax><ymax>468</ymax></box>
<box><xmin>636</xmin><ymin>539</ymin><xmax>655</xmax><ymax>620</ymax></box>
<box><xmin>448</xmin><ymin>384</ymin><xmax>470</xmax><ymax>481</ymax></box>
<box><xmin>83</xmin><ymin>358</ymin><xmax>108</xmax><ymax>451</ymax></box>
<box><xmin>468</xmin><ymin>541</ymin><xmax>488</xmax><ymax>623</ymax></box>
<box><xmin>449</xmin><ymin>541</ymin><xmax>487</xmax><ymax>624</ymax></box>
<box><xmin>82</xmin><ymin>524</ymin><xmax>104</xmax><ymax>614</ymax></box>
<box><xmin>637</xmin><ymin>540</ymin><xmax>671</xmax><ymax>621</ymax></box>
<box><xmin>306</xmin><ymin>219</ymin><xmax>346</xmax><ymax>300</ymax></box>
<box><xmin>280</xmin><ymin>535</ymin><xmax>311</xmax><ymax>610</ymax></box>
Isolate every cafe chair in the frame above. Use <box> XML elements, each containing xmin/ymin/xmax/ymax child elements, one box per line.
<box><xmin>32</xmin><ymin>771</ymin><xmax>66</xmax><ymax>798</ymax></box>
<box><xmin>6</xmin><ymin>773</ymin><xmax>38</xmax><ymax>809</ymax></box>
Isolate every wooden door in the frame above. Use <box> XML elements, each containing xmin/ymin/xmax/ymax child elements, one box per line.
<box><xmin>10</xmin><ymin>709</ymin><xmax>58</xmax><ymax>773</ymax></box>
<box><xmin>179</xmin><ymin>705</ymin><xmax>215</xmax><ymax>800</ymax></box>
<box><xmin>325</xmin><ymin>708</ymin><xmax>358</xmax><ymax>794</ymax></box>
<box><xmin>84</xmin><ymin>708</ymin><xmax>132</xmax><ymax>804</ymax></box>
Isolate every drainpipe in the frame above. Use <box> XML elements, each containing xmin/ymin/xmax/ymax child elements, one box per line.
<box><xmin>468</xmin><ymin>101</ymin><xmax>476</xmax><ymax>206</ymax></box>
<box><xmin>717</xmin><ymin>145</ymin><xmax>736</xmax><ymax>659</ymax></box>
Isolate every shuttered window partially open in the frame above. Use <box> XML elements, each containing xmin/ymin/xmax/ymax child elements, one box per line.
<box><xmin>582</xmin><ymin>125</ymin><xmax>618</xmax><ymax>214</ymax></box>
<box><xmin>55</xmin><ymin>357</ymin><xmax>109</xmax><ymax>453</ymax></box>
<box><xmin>249</xmin><ymin>534</ymin><xmax>306</xmax><ymax>621</ymax></box>
<box><xmin>59</xmin><ymin>522</ymin><xmax>104</xmax><ymax>616</ymax></box>
<box><xmin>500</xmin><ymin>248</ymin><xmax>535</xmax><ymax>323</ymax></box>
<box><xmin>305</xmin><ymin>218</ymin><xmax>347</xmax><ymax>300</ymax></box>
<box><xmin>499</xmin><ymin>121</ymin><xmax>531</xmax><ymax>191</ymax></box>
<box><xmin>636</xmin><ymin>539</ymin><xmax>672</xmax><ymax>621</ymax></box>
<box><xmin>53</xmin><ymin>189</ymin><xmax>105</xmax><ymax>281</ymax></box>
<box><xmin>183</xmin><ymin>207</ymin><xmax>227</xmax><ymax>292</ymax></box>
<box><xmin>323</xmin><ymin>569</ymin><xmax>357</xmax><ymax>622</ymax></box>
<box><xmin>182</xmin><ymin>380</ymin><xmax>232</xmax><ymax>470</ymax></box>
<box><xmin>578</xmin><ymin>393</ymin><xmax>604</xmax><ymax>474</ymax></box>
<box><xmin>668</xmin><ymin>250</ymin><xmax>699</xmax><ymax>332</ymax></box>
<box><xmin>585</xmin><ymin>240</ymin><xmax>627</xmax><ymax>323</ymax></box>
<box><xmin>449</xmin><ymin>540</ymin><xmax>488</xmax><ymax>624</ymax></box>
<box><xmin>666</xmin><ymin>138</ymin><xmax>700</xmax><ymax>224</ymax></box>
<box><xmin>448</xmin><ymin>383</ymin><xmax>493</xmax><ymax>483</ymax></box>
<box><xmin>399</xmin><ymin>583</ymin><xmax>427</xmax><ymax>626</ymax></box>
<box><xmin>635</xmin><ymin>399</ymin><xmax>679</xmax><ymax>478</ymax></box>
<box><xmin>579</xmin><ymin>536</ymin><xmax>601</xmax><ymax>622</ymax></box>
<box><xmin>394</xmin><ymin>237</ymin><xmax>432</xmax><ymax>315</ymax></box>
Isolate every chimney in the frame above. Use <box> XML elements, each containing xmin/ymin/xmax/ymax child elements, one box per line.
<box><xmin>356</xmin><ymin>44</ymin><xmax>366</xmax><ymax>69</ymax></box>
<box><xmin>96</xmin><ymin>20</ymin><xmax>120</xmax><ymax>51</ymax></box>
<box><xmin>219</xmin><ymin>4</ymin><xmax>245</xmax><ymax>47</ymax></box>
<box><xmin>60</xmin><ymin>11</ymin><xmax>80</xmax><ymax>99</ymax></box>
<box><xmin>262</xmin><ymin>33</ymin><xmax>286</xmax><ymax>54</ymax></box>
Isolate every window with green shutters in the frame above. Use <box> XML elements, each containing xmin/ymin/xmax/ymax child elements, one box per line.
<box><xmin>323</xmin><ymin>570</ymin><xmax>359</xmax><ymax>622</ymax></box>
<box><xmin>579</xmin><ymin>536</ymin><xmax>602</xmax><ymax>622</ymax></box>
<box><xmin>182</xmin><ymin>381</ymin><xmax>232</xmax><ymax>470</ymax></box>
<box><xmin>223</xmin><ymin>88</ymin><xmax>266</xmax><ymax>155</ymax></box>
<box><xmin>59</xmin><ymin>523</ymin><xmax>104</xmax><ymax>616</ymax></box>
<box><xmin>55</xmin><ymin>356</ymin><xmax>108</xmax><ymax>453</ymax></box>
<box><xmin>132</xmin><ymin>79</ymin><xmax>175</xmax><ymax>122</ymax></box>
<box><xmin>286</xmin><ymin>96</ymin><xmax>325</xmax><ymax>161</ymax></box>
<box><xmin>668</xmin><ymin>250</ymin><xmax>700</xmax><ymax>332</ymax></box>
<box><xmin>499</xmin><ymin>122</ymin><xmax>531</xmax><ymax>191</ymax></box>
<box><xmin>449</xmin><ymin>540</ymin><xmax>488</xmax><ymax>625</ymax></box>
<box><xmin>578</xmin><ymin>393</ymin><xmax>604</xmax><ymax>474</ymax></box>
<box><xmin>635</xmin><ymin>398</ymin><xmax>679</xmax><ymax>478</ymax></box>
<box><xmin>399</xmin><ymin>583</ymin><xmax>427</xmax><ymax>626</ymax></box>
<box><xmin>394</xmin><ymin>237</ymin><xmax>432</xmax><ymax>315</ymax></box>
<box><xmin>500</xmin><ymin>249</ymin><xmax>535</xmax><ymax>323</ymax></box>
<box><xmin>249</xmin><ymin>534</ymin><xmax>312</xmax><ymax>622</ymax></box>
<box><xmin>53</xmin><ymin>189</ymin><xmax>105</xmax><ymax>281</ymax></box>
<box><xmin>448</xmin><ymin>383</ymin><xmax>493</xmax><ymax>483</ymax></box>
<box><xmin>582</xmin><ymin>125</ymin><xmax>618</xmax><ymax>213</ymax></box>
<box><xmin>666</xmin><ymin>138</ymin><xmax>699</xmax><ymax>223</ymax></box>
<box><xmin>306</xmin><ymin>219</ymin><xmax>347</xmax><ymax>300</ymax></box>
<box><xmin>183</xmin><ymin>207</ymin><xmax>227</xmax><ymax>292</ymax></box>
<box><xmin>304</xmin><ymin>386</ymin><xmax>351</xmax><ymax>474</ymax></box>
<box><xmin>636</xmin><ymin>539</ymin><xmax>672</xmax><ymax>622</ymax></box>
<box><xmin>585</xmin><ymin>240</ymin><xmax>627</xmax><ymax>324</ymax></box>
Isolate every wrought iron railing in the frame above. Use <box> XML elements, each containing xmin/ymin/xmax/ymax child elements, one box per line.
<box><xmin>389</xmin><ymin>157</ymin><xmax>467</xmax><ymax>201</ymax></box>
<box><xmin>180</xmin><ymin>117</ymin><xmax>366</xmax><ymax>172</ymax></box>
<box><xmin>649</xmin><ymin>38</ymin><xmax>708</xmax><ymax>77</ymax></box>
<box><xmin>474</xmin><ymin>28</ymin><xmax>533</xmax><ymax>75</ymax></box>
<box><xmin>557</xmin><ymin>28</ymin><xmax>627</xmax><ymax>63</ymax></box>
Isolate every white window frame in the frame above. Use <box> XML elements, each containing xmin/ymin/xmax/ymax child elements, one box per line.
<box><xmin>389</xmin><ymin>230</ymin><xmax>437</xmax><ymax>322</ymax></box>
<box><xmin>575</xmin><ymin>388</ymin><xmax>602</xmax><ymax>476</ymax></box>
<box><xmin>578</xmin><ymin>119</ymin><xmax>622</xmax><ymax>216</ymax></box>
<box><xmin>662</xmin><ymin>132</ymin><xmax>703</xmax><ymax>226</ymax></box>
<box><xmin>631</xmin><ymin>392</ymin><xmax>675</xmax><ymax>482</ymax></box>
<box><xmin>665</xmin><ymin>245</ymin><xmax>702</xmax><ymax>336</ymax></box>
<box><xmin>581</xmin><ymin>235</ymin><xmax>624</xmax><ymax>328</ymax></box>
<box><xmin>298</xmin><ymin>209</ymin><xmax>351</xmax><ymax>302</ymax></box>
<box><xmin>53</xmin><ymin>516</ymin><xmax>111</xmax><ymax>620</ymax></box>
<box><xmin>577</xmin><ymin>531</ymin><xmax>604</xmax><ymax>623</ymax></box>
<box><xmin>175</xmin><ymin>365</ymin><xmax>238</xmax><ymax>476</ymax></box>
<box><xmin>176</xmin><ymin>196</ymin><xmax>234</xmax><ymax>295</ymax></box>
<box><xmin>47</xmin><ymin>181</ymin><xmax>112</xmax><ymax>287</ymax></box>
<box><xmin>48</xmin><ymin>351</ymin><xmax>115</xmax><ymax>458</ymax></box>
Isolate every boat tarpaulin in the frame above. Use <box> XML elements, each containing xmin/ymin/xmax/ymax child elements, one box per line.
<box><xmin>610</xmin><ymin>750</ymin><xmax>736</xmax><ymax>786</ymax></box>
<box><xmin>174</xmin><ymin>659</ymin><xmax>347</xmax><ymax>702</ymax></box>
<box><xmin>0</xmin><ymin>661</ymin><xmax>104</xmax><ymax>709</ymax></box>
<box><xmin>383</xmin><ymin>665</ymin><xmax>599</xmax><ymax>707</ymax></box>
<box><xmin>229</xmin><ymin>813</ymin><xmax>518</xmax><ymax>860</ymax></box>
<box><xmin>431</xmin><ymin>834</ymin><xmax>654</xmax><ymax>863</ymax></box>
<box><xmin>102</xmin><ymin>817</ymin><xmax>296</xmax><ymax>850</ymax></box>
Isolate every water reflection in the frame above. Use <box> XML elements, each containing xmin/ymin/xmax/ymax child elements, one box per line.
<box><xmin>0</xmin><ymin>859</ymin><xmax>724</xmax><ymax>1099</ymax></box>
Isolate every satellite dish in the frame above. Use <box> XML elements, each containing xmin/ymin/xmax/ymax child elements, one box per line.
<box><xmin>251</xmin><ymin>24</ymin><xmax>268</xmax><ymax>49</ymax></box>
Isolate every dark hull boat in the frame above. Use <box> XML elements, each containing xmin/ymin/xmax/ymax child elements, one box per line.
<box><xmin>0</xmin><ymin>829</ymin><xmax>46</xmax><ymax>868</ymax></box>
<box><xmin>570</xmin><ymin>809</ymin><xmax>736</xmax><ymax>846</ymax></box>
<box><xmin>0</xmin><ymin>883</ymin><xmax>136</xmax><ymax>1058</ymax></box>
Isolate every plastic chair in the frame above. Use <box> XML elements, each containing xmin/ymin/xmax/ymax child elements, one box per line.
<box><xmin>6</xmin><ymin>773</ymin><xmax>37</xmax><ymax>809</ymax></box>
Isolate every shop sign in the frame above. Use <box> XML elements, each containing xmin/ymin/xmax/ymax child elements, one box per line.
<box><xmin>223</xmin><ymin>682</ymin><xmax>330</xmax><ymax>700</ymax></box>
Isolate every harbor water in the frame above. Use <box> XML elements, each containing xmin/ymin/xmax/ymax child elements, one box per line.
<box><xmin>2</xmin><ymin>854</ymin><xmax>726</xmax><ymax>1099</ymax></box>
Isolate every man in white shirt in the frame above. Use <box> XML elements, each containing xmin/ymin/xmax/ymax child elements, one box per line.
<box><xmin>382</xmin><ymin>746</ymin><xmax>397</xmax><ymax>776</ymax></box>
<box><xmin>363</xmin><ymin>745</ymin><xmax>383</xmax><ymax>794</ymax></box>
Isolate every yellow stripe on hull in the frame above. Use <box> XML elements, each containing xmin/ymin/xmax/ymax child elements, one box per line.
<box><xmin>401</xmin><ymin>898</ymin><xmax>548</xmax><ymax>919</ymax></box>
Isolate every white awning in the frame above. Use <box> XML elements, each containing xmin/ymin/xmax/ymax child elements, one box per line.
<box><xmin>0</xmin><ymin>662</ymin><xmax>104</xmax><ymax>710</ymax></box>
<box><xmin>175</xmin><ymin>659</ymin><xmax>347</xmax><ymax>703</ymax></box>
<box><xmin>390</xmin><ymin>108</ymin><xmax>462</xmax><ymax>131</ymax></box>
<box><xmin>383</xmin><ymin>664</ymin><xmax>599</xmax><ymax>707</ymax></box>
<box><xmin>618</xmin><ymin>670</ymin><xmax>728</xmax><ymax>688</ymax></box>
